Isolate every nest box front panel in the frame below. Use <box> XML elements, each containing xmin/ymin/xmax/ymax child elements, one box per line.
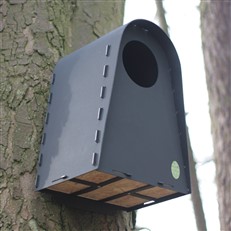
<box><xmin>99</xmin><ymin>24</ymin><xmax>189</xmax><ymax>194</ymax></box>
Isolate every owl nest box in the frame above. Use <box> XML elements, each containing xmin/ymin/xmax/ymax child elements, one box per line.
<box><xmin>36</xmin><ymin>19</ymin><xmax>191</xmax><ymax>212</ymax></box>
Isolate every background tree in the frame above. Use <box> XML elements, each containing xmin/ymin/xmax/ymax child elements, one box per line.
<box><xmin>155</xmin><ymin>1</ymin><xmax>207</xmax><ymax>230</ymax></box>
<box><xmin>200</xmin><ymin>1</ymin><xmax>231</xmax><ymax>230</ymax></box>
<box><xmin>0</xmin><ymin>0</ymin><xmax>134</xmax><ymax>230</ymax></box>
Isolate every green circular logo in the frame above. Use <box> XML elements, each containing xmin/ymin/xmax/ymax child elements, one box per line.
<box><xmin>171</xmin><ymin>161</ymin><xmax>180</xmax><ymax>179</ymax></box>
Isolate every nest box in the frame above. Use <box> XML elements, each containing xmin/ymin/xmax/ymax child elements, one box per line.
<box><xmin>36</xmin><ymin>19</ymin><xmax>191</xmax><ymax>212</ymax></box>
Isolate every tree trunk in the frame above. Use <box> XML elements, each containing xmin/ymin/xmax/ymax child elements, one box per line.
<box><xmin>200</xmin><ymin>1</ymin><xmax>231</xmax><ymax>230</ymax></box>
<box><xmin>187</xmin><ymin>129</ymin><xmax>207</xmax><ymax>231</ymax></box>
<box><xmin>155</xmin><ymin>1</ymin><xmax>207</xmax><ymax>230</ymax></box>
<box><xmin>0</xmin><ymin>0</ymin><xmax>134</xmax><ymax>230</ymax></box>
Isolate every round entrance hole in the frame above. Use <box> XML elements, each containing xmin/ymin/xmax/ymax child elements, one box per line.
<box><xmin>122</xmin><ymin>41</ymin><xmax>158</xmax><ymax>88</ymax></box>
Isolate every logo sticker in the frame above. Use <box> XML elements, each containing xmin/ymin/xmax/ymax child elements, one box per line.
<box><xmin>171</xmin><ymin>161</ymin><xmax>180</xmax><ymax>179</ymax></box>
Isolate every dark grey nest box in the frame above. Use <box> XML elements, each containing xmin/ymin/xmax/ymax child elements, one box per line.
<box><xmin>36</xmin><ymin>19</ymin><xmax>191</xmax><ymax>212</ymax></box>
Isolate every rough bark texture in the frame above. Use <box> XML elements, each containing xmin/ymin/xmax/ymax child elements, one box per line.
<box><xmin>200</xmin><ymin>1</ymin><xmax>231</xmax><ymax>230</ymax></box>
<box><xmin>0</xmin><ymin>0</ymin><xmax>134</xmax><ymax>230</ymax></box>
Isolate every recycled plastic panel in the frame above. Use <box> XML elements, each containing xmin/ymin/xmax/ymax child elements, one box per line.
<box><xmin>36</xmin><ymin>19</ymin><xmax>191</xmax><ymax>211</ymax></box>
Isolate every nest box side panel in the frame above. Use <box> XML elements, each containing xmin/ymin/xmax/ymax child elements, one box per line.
<box><xmin>99</xmin><ymin>20</ymin><xmax>190</xmax><ymax>194</ymax></box>
<box><xmin>36</xmin><ymin>31</ymin><xmax>123</xmax><ymax>190</ymax></box>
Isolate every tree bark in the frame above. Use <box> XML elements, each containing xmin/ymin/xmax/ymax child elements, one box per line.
<box><xmin>200</xmin><ymin>1</ymin><xmax>231</xmax><ymax>230</ymax></box>
<box><xmin>0</xmin><ymin>0</ymin><xmax>134</xmax><ymax>230</ymax></box>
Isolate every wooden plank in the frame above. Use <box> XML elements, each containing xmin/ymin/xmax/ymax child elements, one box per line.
<box><xmin>138</xmin><ymin>186</ymin><xmax>176</xmax><ymax>199</ymax></box>
<box><xmin>77</xmin><ymin>170</ymin><xmax>115</xmax><ymax>184</ymax></box>
<box><xmin>48</xmin><ymin>181</ymin><xmax>89</xmax><ymax>194</ymax></box>
<box><xmin>107</xmin><ymin>195</ymin><xmax>148</xmax><ymax>208</ymax></box>
<box><xmin>79</xmin><ymin>179</ymin><xmax>147</xmax><ymax>200</ymax></box>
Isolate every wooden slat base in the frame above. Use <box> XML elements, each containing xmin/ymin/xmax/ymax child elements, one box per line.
<box><xmin>79</xmin><ymin>178</ymin><xmax>146</xmax><ymax>200</ymax></box>
<box><xmin>137</xmin><ymin>186</ymin><xmax>176</xmax><ymax>199</ymax></box>
<box><xmin>47</xmin><ymin>170</ymin><xmax>177</xmax><ymax>209</ymax></box>
<box><xmin>48</xmin><ymin>181</ymin><xmax>89</xmax><ymax>194</ymax></box>
<box><xmin>108</xmin><ymin>195</ymin><xmax>148</xmax><ymax>208</ymax></box>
